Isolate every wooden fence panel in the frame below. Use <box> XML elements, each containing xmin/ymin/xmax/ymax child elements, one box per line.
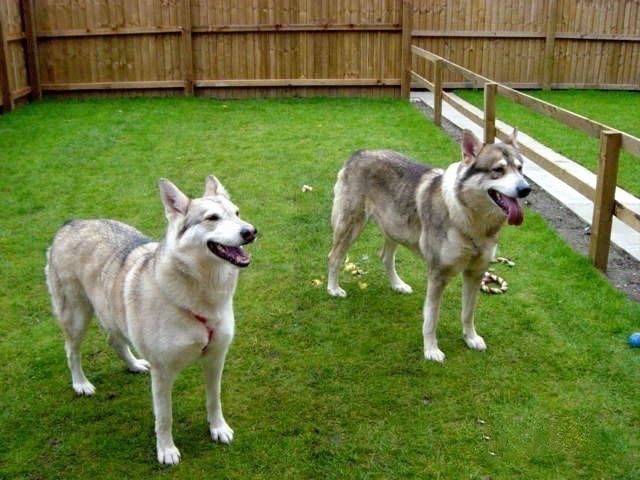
<box><xmin>551</xmin><ymin>0</ymin><xmax>640</xmax><ymax>88</ymax></box>
<box><xmin>39</xmin><ymin>35</ymin><xmax>184</xmax><ymax>90</ymax></box>
<box><xmin>190</xmin><ymin>0</ymin><xmax>403</xmax><ymax>97</ymax></box>
<box><xmin>35</xmin><ymin>0</ymin><xmax>186</xmax><ymax>92</ymax></box>
<box><xmin>1</xmin><ymin>0</ymin><xmax>32</xmax><ymax>111</ymax></box>
<box><xmin>193</xmin><ymin>32</ymin><xmax>401</xmax><ymax>83</ymax></box>
<box><xmin>0</xmin><ymin>0</ymin><xmax>639</xmax><ymax>104</ymax></box>
<box><xmin>35</xmin><ymin>0</ymin><xmax>183</xmax><ymax>33</ymax></box>
<box><xmin>412</xmin><ymin>0</ymin><xmax>549</xmax><ymax>88</ymax></box>
<box><xmin>412</xmin><ymin>0</ymin><xmax>639</xmax><ymax>90</ymax></box>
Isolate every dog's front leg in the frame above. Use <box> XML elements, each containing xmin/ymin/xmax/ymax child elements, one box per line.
<box><xmin>151</xmin><ymin>367</ymin><xmax>180</xmax><ymax>465</ymax></box>
<box><xmin>423</xmin><ymin>271</ymin><xmax>450</xmax><ymax>363</ymax></box>
<box><xmin>461</xmin><ymin>270</ymin><xmax>487</xmax><ymax>352</ymax></box>
<box><xmin>203</xmin><ymin>335</ymin><xmax>234</xmax><ymax>444</ymax></box>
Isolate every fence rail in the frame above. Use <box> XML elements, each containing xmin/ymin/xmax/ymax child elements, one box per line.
<box><xmin>410</xmin><ymin>45</ymin><xmax>640</xmax><ymax>272</ymax></box>
<box><xmin>1</xmin><ymin>0</ymin><xmax>639</xmax><ymax>111</ymax></box>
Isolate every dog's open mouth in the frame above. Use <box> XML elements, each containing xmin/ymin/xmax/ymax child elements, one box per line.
<box><xmin>488</xmin><ymin>189</ymin><xmax>524</xmax><ymax>226</ymax></box>
<box><xmin>207</xmin><ymin>241</ymin><xmax>251</xmax><ymax>268</ymax></box>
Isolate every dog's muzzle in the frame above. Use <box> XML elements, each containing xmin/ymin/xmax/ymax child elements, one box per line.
<box><xmin>207</xmin><ymin>225</ymin><xmax>257</xmax><ymax>268</ymax></box>
<box><xmin>489</xmin><ymin>180</ymin><xmax>530</xmax><ymax>226</ymax></box>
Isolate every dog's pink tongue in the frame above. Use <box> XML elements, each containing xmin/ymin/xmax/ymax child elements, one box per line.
<box><xmin>504</xmin><ymin>196</ymin><xmax>524</xmax><ymax>226</ymax></box>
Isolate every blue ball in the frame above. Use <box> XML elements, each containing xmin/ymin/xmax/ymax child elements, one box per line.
<box><xmin>628</xmin><ymin>333</ymin><xmax>640</xmax><ymax>348</ymax></box>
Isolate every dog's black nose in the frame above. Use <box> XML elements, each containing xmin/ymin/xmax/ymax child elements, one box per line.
<box><xmin>241</xmin><ymin>226</ymin><xmax>257</xmax><ymax>243</ymax></box>
<box><xmin>517</xmin><ymin>185</ymin><xmax>532</xmax><ymax>198</ymax></box>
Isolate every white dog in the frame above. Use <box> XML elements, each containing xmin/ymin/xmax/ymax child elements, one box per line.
<box><xmin>45</xmin><ymin>175</ymin><xmax>257</xmax><ymax>464</ymax></box>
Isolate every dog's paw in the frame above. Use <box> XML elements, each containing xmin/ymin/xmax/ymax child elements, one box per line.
<box><xmin>157</xmin><ymin>445</ymin><xmax>181</xmax><ymax>465</ymax></box>
<box><xmin>327</xmin><ymin>286</ymin><xmax>347</xmax><ymax>298</ymax></box>
<box><xmin>392</xmin><ymin>281</ymin><xmax>413</xmax><ymax>294</ymax></box>
<box><xmin>464</xmin><ymin>334</ymin><xmax>487</xmax><ymax>351</ymax></box>
<box><xmin>128</xmin><ymin>358</ymin><xmax>151</xmax><ymax>373</ymax></box>
<box><xmin>424</xmin><ymin>348</ymin><xmax>446</xmax><ymax>363</ymax></box>
<box><xmin>73</xmin><ymin>381</ymin><xmax>96</xmax><ymax>396</ymax></box>
<box><xmin>211</xmin><ymin>423</ymin><xmax>234</xmax><ymax>444</ymax></box>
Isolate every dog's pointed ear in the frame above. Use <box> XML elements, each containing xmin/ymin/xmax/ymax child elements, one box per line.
<box><xmin>159</xmin><ymin>178</ymin><xmax>190</xmax><ymax>219</ymax></box>
<box><xmin>204</xmin><ymin>175</ymin><xmax>230</xmax><ymax>198</ymax></box>
<box><xmin>461</xmin><ymin>129</ymin><xmax>483</xmax><ymax>165</ymax></box>
<box><xmin>504</xmin><ymin>128</ymin><xmax>519</xmax><ymax>148</ymax></box>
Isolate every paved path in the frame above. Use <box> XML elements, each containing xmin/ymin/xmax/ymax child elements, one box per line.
<box><xmin>411</xmin><ymin>91</ymin><xmax>640</xmax><ymax>262</ymax></box>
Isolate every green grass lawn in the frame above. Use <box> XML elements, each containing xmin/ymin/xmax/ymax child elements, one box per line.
<box><xmin>1</xmin><ymin>96</ymin><xmax>640</xmax><ymax>479</ymax></box>
<box><xmin>455</xmin><ymin>89</ymin><xmax>640</xmax><ymax>196</ymax></box>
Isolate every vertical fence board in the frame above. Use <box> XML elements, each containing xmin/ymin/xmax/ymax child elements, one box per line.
<box><xmin>181</xmin><ymin>0</ymin><xmax>193</xmax><ymax>95</ymax></box>
<box><xmin>400</xmin><ymin>0</ymin><xmax>412</xmax><ymax>97</ymax></box>
<box><xmin>21</xmin><ymin>0</ymin><xmax>41</xmax><ymax>99</ymax></box>
<box><xmin>542</xmin><ymin>0</ymin><xmax>557</xmax><ymax>89</ymax></box>
<box><xmin>0</xmin><ymin>8</ymin><xmax>12</xmax><ymax>111</ymax></box>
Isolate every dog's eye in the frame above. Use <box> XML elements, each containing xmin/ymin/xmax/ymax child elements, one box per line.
<box><xmin>235</xmin><ymin>210</ymin><xmax>240</xmax><ymax>217</ymax></box>
<box><xmin>492</xmin><ymin>166</ymin><xmax>505</xmax><ymax>175</ymax></box>
<box><xmin>207</xmin><ymin>214</ymin><xmax>221</xmax><ymax>222</ymax></box>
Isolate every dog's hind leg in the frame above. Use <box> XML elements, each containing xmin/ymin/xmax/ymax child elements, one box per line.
<box><xmin>327</xmin><ymin>196</ymin><xmax>368</xmax><ymax>298</ymax></box>
<box><xmin>47</xmin><ymin>274</ymin><xmax>97</xmax><ymax>395</ymax></box>
<box><xmin>380</xmin><ymin>237</ymin><xmax>413</xmax><ymax>294</ymax></box>
<box><xmin>107</xmin><ymin>331</ymin><xmax>150</xmax><ymax>373</ymax></box>
<box><xmin>63</xmin><ymin>306</ymin><xmax>97</xmax><ymax>395</ymax></box>
<box><xmin>460</xmin><ymin>270</ymin><xmax>487</xmax><ymax>352</ymax></box>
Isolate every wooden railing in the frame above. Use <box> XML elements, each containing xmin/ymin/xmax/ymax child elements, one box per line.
<box><xmin>410</xmin><ymin>45</ymin><xmax>640</xmax><ymax>272</ymax></box>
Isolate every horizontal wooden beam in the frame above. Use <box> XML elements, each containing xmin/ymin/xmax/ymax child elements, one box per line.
<box><xmin>411</xmin><ymin>45</ymin><xmax>491</xmax><ymax>87</ymax></box>
<box><xmin>555</xmin><ymin>32</ymin><xmax>640</xmax><ymax>42</ymax></box>
<box><xmin>41</xmin><ymin>81</ymin><xmax>185</xmax><ymax>90</ymax></box>
<box><xmin>11</xmin><ymin>85</ymin><xmax>32</xmax><ymax>99</ymax></box>
<box><xmin>548</xmin><ymin>83</ymin><xmax>640</xmax><ymax>90</ymax></box>
<box><xmin>412</xmin><ymin>81</ymin><xmax>546</xmax><ymax>90</ymax></box>
<box><xmin>496</xmin><ymin>84</ymin><xmax>640</xmax><ymax>157</ymax></box>
<box><xmin>413</xmin><ymin>30</ymin><xmax>639</xmax><ymax>42</ymax></box>
<box><xmin>36</xmin><ymin>27</ymin><xmax>640</xmax><ymax>41</ymax></box>
<box><xmin>37</xmin><ymin>26</ymin><xmax>183</xmax><ymax>39</ymax></box>
<box><xmin>497</xmin><ymin>84</ymin><xmax>604</xmax><ymax>138</ymax></box>
<box><xmin>411</xmin><ymin>44</ymin><xmax>442</xmax><ymax>62</ymax></box>
<box><xmin>614</xmin><ymin>201</ymin><xmax>640</xmax><ymax>233</ymax></box>
<box><xmin>413</xmin><ymin>30</ymin><xmax>545</xmax><ymax>39</ymax></box>
<box><xmin>410</xmin><ymin>70</ymin><xmax>433</xmax><ymax>90</ymax></box>
<box><xmin>41</xmin><ymin>78</ymin><xmax>401</xmax><ymax>91</ymax></box>
<box><xmin>621</xmin><ymin>132</ymin><xmax>640</xmax><ymax>158</ymax></box>
<box><xmin>442</xmin><ymin>90</ymin><xmax>484</xmax><ymax>126</ymax></box>
<box><xmin>193</xmin><ymin>23</ymin><xmax>402</xmax><ymax>33</ymax></box>
<box><xmin>6</xmin><ymin>32</ymin><xmax>26</xmax><ymax>42</ymax></box>
<box><xmin>195</xmin><ymin>78</ymin><xmax>401</xmax><ymax>87</ymax></box>
<box><xmin>37</xmin><ymin>23</ymin><xmax>402</xmax><ymax>39</ymax></box>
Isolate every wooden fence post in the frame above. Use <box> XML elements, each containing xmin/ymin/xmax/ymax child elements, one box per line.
<box><xmin>433</xmin><ymin>58</ymin><xmax>443</xmax><ymax>127</ymax></box>
<box><xmin>0</xmin><ymin>9</ymin><xmax>14</xmax><ymax>112</ymax></box>
<box><xmin>21</xmin><ymin>0</ymin><xmax>41</xmax><ymax>100</ymax></box>
<box><xmin>484</xmin><ymin>82</ymin><xmax>497</xmax><ymax>143</ymax></box>
<box><xmin>181</xmin><ymin>0</ymin><xmax>194</xmax><ymax>96</ymax></box>
<box><xmin>400</xmin><ymin>0</ymin><xmax>413</xmax><ymax>98</ymax></box>
<box><xmin>542</xmin><ymin>0</ymin><xmax>558</xmax><ymax>90</ymax></box>
<box><xmin>589</xmin><ymin>129</ymin><xmax>622</xmax><ymax>272</ymax></box>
